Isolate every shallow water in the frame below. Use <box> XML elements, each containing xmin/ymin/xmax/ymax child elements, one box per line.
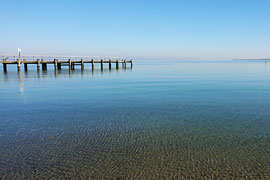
<box><xmin>0</xmin><ymin>60</ymin><xmax>270</xmax><ymax>179</ymax></box>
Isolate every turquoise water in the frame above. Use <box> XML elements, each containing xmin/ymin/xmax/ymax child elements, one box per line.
<box><xmin>0</xmin><ymin>60</ymin><xmax>270</xmax><ymax>179</ymax></box>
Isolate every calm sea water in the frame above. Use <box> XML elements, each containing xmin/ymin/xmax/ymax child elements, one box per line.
<box><xmin>0</xmin><ymin>60</ymin><xmax>270</xmax><ymax>179</ymax></box>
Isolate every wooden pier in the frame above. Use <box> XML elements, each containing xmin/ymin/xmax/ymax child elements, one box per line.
<box><xmin>0</xmin><ymin>57</ymin><xmax>133</xmax><ymax>71</ymax></box>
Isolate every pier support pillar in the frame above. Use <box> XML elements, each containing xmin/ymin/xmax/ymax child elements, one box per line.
<box><xmin>69</xmin><ymin>59</ymin><xmax>72</xmax><ymax>69</ymax></box>
<box><xmin>37</xmin><ymin>59</ymin><xmax>40</xmax><ymax>70</ymax></box>
<box><xmin>24</xmin><ymin>63</ymin><xmax>28</xmax><ymax>71</ymax></box>
<box><xmin>17</xmin><ymin>59</ymin><xmax>21</xmax><ymax>70</ymax></box>
<box><xmin>41</xmin><ymin>59</ymin><xmax>47</xmax><ymax>70</ymax></box>
<box><xmin>109</xmin><ymin>59</ymin><xmax>112</xmax><ymax>69</ymax></box>
<box><xmin>54</xmin><ymin>59</ymin><xmax>58</xmax><ymax>69</ymax></box>
<box><xmin>57</xmin><ymin>63</ymin><xmax>61</xmax><ymax>70</ymax></box>
<box><xmin>3</xmin><ymin>64</ymin><xmax>7</xmax><ymax>72</ymax></box>
<box><xmin>101</xmin><ymin>59</ymin><xmax>103</xmax><ymax>70</ymax></box>
<box><xmin>116</xmin><ymin>60</ymin><xmax>119</xmax><ymax>69</ymax></box>
<box><xmin>23</xmin><ymin>59</ymin><xmax>27</xmax><ymax>71</ymax></box>
<box><xmin>91</xmin><ymin>59</ymin><xmax>94</xmax><ymax>69</ymax></box>
<box><xmin>131</xmin><ymin>60</ymin><xmax>133</xmax><ymax>68</ymax></box>
<box><xmin>81</xmin><ymin>59</ymin><xmax>84</xmax><ymax>69</ymax></box>
<box><xmin>3</xmin><ymin>59</ymin><xmax>7</xmax><ymax>72</ymax></box>
<box><xmin>42</xmin><ymin>63</ymin><xmax>47</xmax><ymax>70</ymax></box>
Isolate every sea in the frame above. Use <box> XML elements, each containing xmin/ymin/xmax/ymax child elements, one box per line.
<box><xmin>0</xmin><ymin>60</ymin><xmax>270</xmax><ymax>179</ymax></box>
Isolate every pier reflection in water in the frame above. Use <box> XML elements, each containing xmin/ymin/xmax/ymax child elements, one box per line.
<box><xmin>1</xmin><ymin>65</ymin><xmax>132</xmax><ymax>98</ymax></box>
<box><xmin>1</xmin><ymin>65</ymin><xmax>132</xmax><ymax>81</ymax></box>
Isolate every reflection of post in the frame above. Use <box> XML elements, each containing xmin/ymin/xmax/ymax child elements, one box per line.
<box><xmin>17</xmin><ymin>59</ymin><xmax>21</xmax><ymax>71</ymax></box>
<box><xmin>54</xmin><ymin>60</ymin><xmax>57</xmax><ymax>76</ymax></box>
<box><xmin>54</xmin><ymin>59</ymin><xmax>58</xmax><ymax>69</ymax></box>
<box><xmin>17</xmin><ymin>69</ymin><xmax>24</xmax><ymax>93</ymax></box>
<box><xmin>131</xmin><ymin>60</ymin><xmax>133</xmax><ymax>69</ymax></box>
<box><xmin>92</xmin><ymin>66</ymin><xmax>94</xmax><ymax>74</ymax></box>
<box><xmin>54</xmin><ymin>68</ymin><xmax>58</xmax><ymax>77</ymax></box>
<box><xmin>116</xmin><ymin>59</ymin><xmax>119</xmax><ymax>69</ymax></box>
<box><xmin>81</xmin><ymin>59</ymin><xmax>84</xmax><ymax>69</ymax></box>
<box><xmin>72</xmin><ymin>62</ymin><xmax>75</xmax><ymax>69</ymax></box>
<box><xmin>101</xmin><ymin>59</ymin><xmax>104</xmax><ymax>70</ymax></box>
<box><xmin>57</xmin><ymin>63</ymin><xmax>61</xmax><ymax>70</ymax></box>
<box><xmin>3</xmin><ymin>58</ymin><xmax>7</xmax><ymax>72</ymax></box>
<box><xmin>69</xmin><ymin>59</ymin><xmax>72</xmax><ymax>69</ymax></box>
<box><xmin>101</xmin><ymin>59</ymin><xmax>103</xmax><ymax>70</ymax></box>
<box><xmin>37</xmin><ymin>68</ymin><xmax>41</xmax><ymax>78</ymax></box>
<box><xmin>41</xmin><ymin>59</ymin><xmax>47</xmax><ymax>70</ymax></box>
<box><xmin>24</xmin><ymin>59</ymin><xmax>27</xmax><ymax>71</ymax></box>
<box><xmin>3</xmin><ymin>70</ymin><xmax>8</xmax><ymax>80</ymax></box>
<box><xmin>81</xmin><ymin>67</ymin><xmax>84</xmax><ymax>76</ymax></box>
<box><xmin>109</xmin><ymin>59</ymin><xmax>112</xmax><ymax>69</ymax></box>
<box><xmin>37</xmin><ymin>59</ymin><xmax>40</xmax><ymax>70</ymax></box>
<box><xmin>92</xmin><ymin>59</ymin><xmax>94</xmax><ymax>70</ymax></box>
<box><xmin>69</xmin><ymin>67</ymin><xmax>72</xmax><ymax>77</ymax></box>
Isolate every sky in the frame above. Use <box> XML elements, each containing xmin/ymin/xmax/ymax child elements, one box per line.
<box><xmin>0</xmin><ymin>0</ymin><xmax>269</xmax><ymax>60</ymax></box>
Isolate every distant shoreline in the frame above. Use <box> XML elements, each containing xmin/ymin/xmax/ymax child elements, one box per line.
<box><xmin>233</xmin><ymin>58</ymin><xmax>270</xmax><ymax>60</ymax></box>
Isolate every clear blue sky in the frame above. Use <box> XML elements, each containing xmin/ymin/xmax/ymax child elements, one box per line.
<box><xmin>0</xmin><ymin>0</ymin><xmax>269</xmax><ymax>60</ymax></box>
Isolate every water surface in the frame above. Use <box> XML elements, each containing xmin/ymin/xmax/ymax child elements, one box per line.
<box><xmin>1</xmin><ymin>60</ymin><xmax>270</xmax><ymax>179</ymax></box>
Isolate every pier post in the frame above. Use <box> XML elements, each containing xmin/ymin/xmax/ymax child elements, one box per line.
<box><xmin>57</xmin><ymin>63</ymin><xmax>61</xmax><ymax>69</ymax></box>
<box><xmin>57</xmin><ymin>63</ymin><xmax>61</xmax><ymax>70</ymax></box>
<box><xmin>37</xmin><ymin>59</ymin><xmax>40</xmax><ymax>70</ymax></box>
<box><xmin>116</xmin><ymin>59</ymin><xmax>119</xmax><ymax>69</ymax></box>
<box><xmin>24</xmin><ymin>59</ymin><xmax>28</xmax><ymax>71</ymax></box>
<box><xmin>41</xmin><ymin>59</ymin><xmax>47</xmax><ymax>70</ymax></box>
<box><xmin>69</xmin><ymin>59</ymin><xmax>72</xmax><ymax>69</ymax></box>
<box><xmin>91</xmin><ymin>59</ymin><xmax>94</xmax><ymax>69</ymax></box>
<box><xmin>101</xmin><ymin>59</ymin><xmax>103</xmax><ymax>70</ymax></box>
<box><xmin>131</xmin><ymin>60</ymin><xmax>133</xmax><ymax>68</ymax></box>
<box><xmin>17</xmin><ymin>59</ymin><xmax>21</xmax><ymax>70</ymax></box>
<box><xmin>3</xmin><ymin>58</ymin><xmax>7</xmax><ymax>72</ymax></box>
<box><xmin>54</xmin><ymin>59</ymin><xmax>58</xmax><ymax>69</ymax></box>
<box><xmin>81</xmin><ymin>59</ymin><xmax>84</xmax><ymax>69</ymax></box>
<box><xmin>109</xmin><ymin>59</ymin><xmax>112</xmax><ymax>69</ymax></box>
<box><xmin>41</xmin><ymin>59</ymin><xmax>44</xmax><ymax>70</ymax></box>
<box><xmin>124</xmin><ymin>60</ymin><xmax>126</xmax><ymax>68</ymax></box>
